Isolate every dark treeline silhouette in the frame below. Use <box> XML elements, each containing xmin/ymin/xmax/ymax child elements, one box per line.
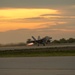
<box><xmin>52</xmin><ymin>38</ymin><xmax>75</xmax><ymax>43</ymax></box>
<box><xmin>0</xmin><ymin>38</ymin><xmax>75</xmax><ymax>47</ymax></box>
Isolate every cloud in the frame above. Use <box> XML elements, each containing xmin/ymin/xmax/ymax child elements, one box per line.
<box><xmin>25</xmin><ymin>17</ymin><xmax>44</xmax><ymax>20</ymax></box>
<box><xmin>0</xmin><ymin>0</ymin><xmax>75</xmax><ymax>43</ymax></box>
<box><xmin>24</xmin><ymin>17</ymin><xmax>49</xmax><ymax>23</ymax></box>
<box><xmin>47</xmin><ymin>21</ymin><xmax>75</xmax><ymax>32</ymax></box>
<box><xmin>70</xmin><ymin>5</ymin><xmax>75</xmax><ymax>8</ymax></box>
<box><xmin>14</xmin><ymin>14</ymin><xmax>75</xmax><ymax>23</ymax></box>
<box><xmin>0</xmin><ymin>0</ymin><xmax>75</xmax><ymax>9</ymax></box>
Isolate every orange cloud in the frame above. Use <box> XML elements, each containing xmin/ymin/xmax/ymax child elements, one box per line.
<box><xmin>0</xmin><ymin>8</ymin><xmax>60</xmax><ymax>32</ymax></box>
<box><xmin>0</xmin><ymin>21</ymin><xmax>48</xmax><ymax>32</ymax></box>
<box><xmin>0</xmin><ymin>8</ymin><xmax>59</xmax><ymax>19</ymax></box>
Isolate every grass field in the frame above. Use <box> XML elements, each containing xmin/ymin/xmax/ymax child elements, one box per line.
<box><xmin>0</xmin><ymin>47</ymin><xmax>75</xmax><ymax>57</ymax></box>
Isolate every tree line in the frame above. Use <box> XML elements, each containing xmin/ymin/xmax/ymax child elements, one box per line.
<box><xmin>0</xmin><ymin>38</ymin><xmax>75</xmax><ymax>47</ymax></box>
<box><xmin>52</xmin><ymin>38</ymin><xmax>75</xmax><ymax>43</ymax></box>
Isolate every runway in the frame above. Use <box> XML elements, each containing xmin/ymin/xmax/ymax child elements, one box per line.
<box><xmin>0</xmin><ymin>43</ymin><xmax>75</xmax><ymax>50</ymax></box>
<box><xmin>0</xmin><ymin>57</ymin><xmax>75</xmax><ymax>75</ymax></box>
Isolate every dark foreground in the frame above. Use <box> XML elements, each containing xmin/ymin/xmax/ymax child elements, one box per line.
<box><xmin>0</xmin><ymin>57</ymin><xmax>75</xmax><ymax>75</ymax></box>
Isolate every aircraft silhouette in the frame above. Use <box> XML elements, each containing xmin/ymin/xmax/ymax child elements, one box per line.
<box><xmin>27</xmin><ymin>36</ymin><xmax>52</xmax><ymax>46</ymax></box>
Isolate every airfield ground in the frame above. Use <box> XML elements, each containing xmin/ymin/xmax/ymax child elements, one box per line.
<box><xmin>0</xmin><ymin>46</ymin><xmax>75</xmax><ymax>57</ymax></box>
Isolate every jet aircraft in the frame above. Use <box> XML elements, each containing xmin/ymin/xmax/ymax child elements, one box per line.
<box><xmin>27</xmin><ymin>36</ymin><xmax>52</xmax><ymax>46</ymax></box>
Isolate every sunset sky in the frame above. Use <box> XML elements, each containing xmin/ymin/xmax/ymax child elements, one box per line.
<box><xmin>0</xmin><ymin>0</ymin><xmax>75</xmax><ymax>44</ymax></box>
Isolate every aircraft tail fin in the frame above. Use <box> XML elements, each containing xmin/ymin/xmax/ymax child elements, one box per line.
<box><xmin>32</xmin><ymin>36</ymin><xmax>37</xmax><ymax>41</ymax></box>
<box><xmin>38</xmin><ymin>36</ymin><xmax>40</xmax><ymax>40</ymax></box>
